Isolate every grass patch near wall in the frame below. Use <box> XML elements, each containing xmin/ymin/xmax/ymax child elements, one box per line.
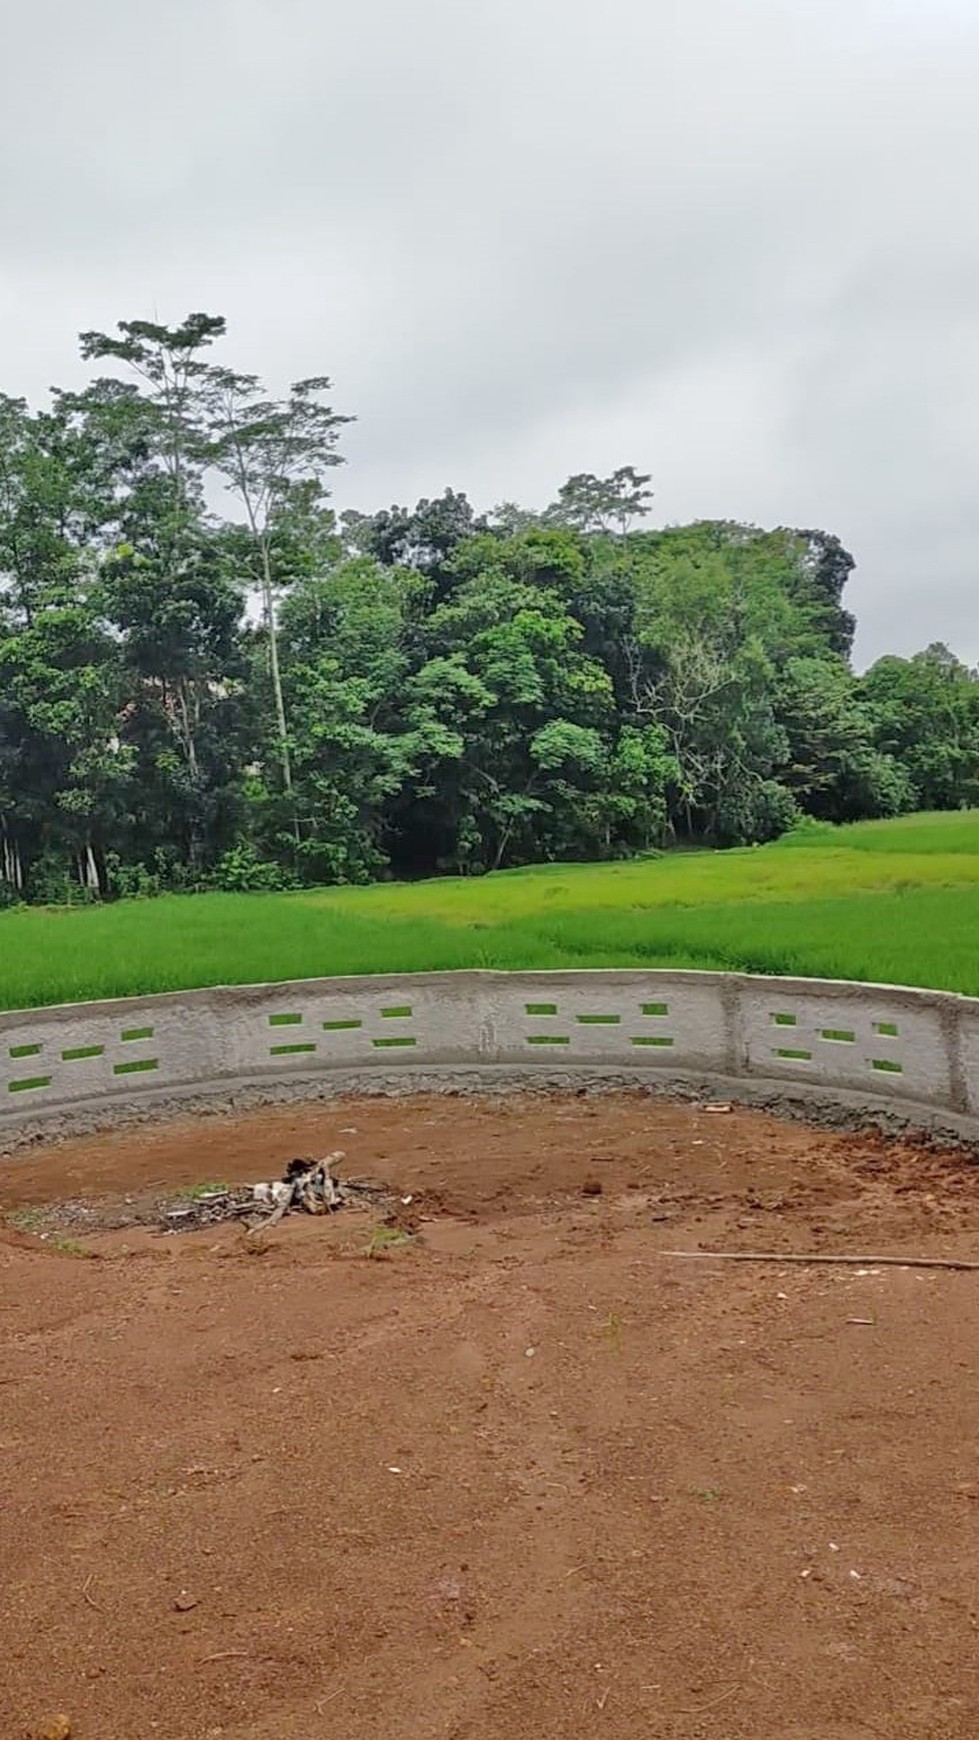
<box><xmin>1</xmin><ymin>811</ymin><xmax>978</xmax><ymax>1011</ymax></box>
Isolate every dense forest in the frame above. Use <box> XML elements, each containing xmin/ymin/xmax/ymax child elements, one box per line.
<box><xmin>1</xmin><ymin>313</ymin><xmax>977</xmax><ymax>905</ymax></box>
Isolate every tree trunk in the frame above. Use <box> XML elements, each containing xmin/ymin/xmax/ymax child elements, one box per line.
<box><xmin>492</xmin><ymin>823</ymin><xmax>513</xmax><ymax>871</ymax></box>
<box><xmin>1</xmin><ymin>822</ymin><xmax>23</xmax><ymax>891</ymax></box>
<box><xmin>259</xmin><ymin>533</ymin><xmax>300</xmax><ymax>846</ymax></box>
<box><xmin>175</xmin><ymin>682</ymin><xmax>200</xmax><ymax>783</ymax></box>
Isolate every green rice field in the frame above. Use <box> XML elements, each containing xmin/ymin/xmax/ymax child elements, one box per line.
<box><xmin>1</xmin><ymin>811</ymin><xmax>978</xmax><ymax>1012</ymax></box>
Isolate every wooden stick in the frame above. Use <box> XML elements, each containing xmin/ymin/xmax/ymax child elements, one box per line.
<box><xmin>658</xmin><ymin>1250</ymin><xmax>979</xmax><ymax>1272</ymax></box>
<box><xmin>675</xmin><ymin>1683</ymin><xmax>739</xmax><ymax>1716</ymax></box>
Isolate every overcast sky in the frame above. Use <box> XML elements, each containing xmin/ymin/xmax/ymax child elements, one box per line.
<box><xmin>1</xmin><ymin>0</ymin><xmax>977</xmax><ymax>668</ymax></box>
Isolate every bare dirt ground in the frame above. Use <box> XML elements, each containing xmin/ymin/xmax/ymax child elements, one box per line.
<box><xmin>2</xmin><ymin>1091</ymin><xmax>978</xmax><ymax>1740</ymax></box>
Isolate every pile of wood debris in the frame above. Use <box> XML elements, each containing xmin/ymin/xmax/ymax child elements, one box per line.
<box><xmin>162</xmin><ymin>1154</ymin><xmax>391</xmax><ymax>1233</ymax></box>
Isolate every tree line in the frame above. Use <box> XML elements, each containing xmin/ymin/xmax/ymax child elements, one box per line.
<box><xmin>1</xmin><ymin>312</ymin><xmax>977</xmax><ymax>904</ymax></box>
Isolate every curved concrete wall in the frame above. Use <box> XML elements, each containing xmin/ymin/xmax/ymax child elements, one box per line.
<box><xmin>1</xmin><ymin>969</ymin><xmax>977</xmax><ymax>1137</ymax></box>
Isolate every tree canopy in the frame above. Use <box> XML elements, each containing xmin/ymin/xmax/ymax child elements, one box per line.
<box><xmin>1</xmin><ymin>311</ymin><xmax>976</xmax><ymax>903</ymax></box>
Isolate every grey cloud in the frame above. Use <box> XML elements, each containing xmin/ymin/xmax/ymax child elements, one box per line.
<box><xmin>1</xmin><ymin>0</ymin><xmax>977</xmax><ymax>666</ymax></box>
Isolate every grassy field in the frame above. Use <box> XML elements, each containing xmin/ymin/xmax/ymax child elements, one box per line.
<box><xmin>1</xmin><ymin>811</ymin><xmax>978</xmax><ymax>1011</ymax></box>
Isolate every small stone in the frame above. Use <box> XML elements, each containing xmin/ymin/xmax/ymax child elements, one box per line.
<box><xmin>581</xmin><ymin>1180</ymin><xmax>603</xmax><ymax>1197</ymax></box>
<box><xmin>174</xmin><ymin>1591</ymin><xmax>200</xmax><ymax>1612</ymax></box>
<box><xmin>34</xmin><ymin>1718</ymin><xmax>71</xmax><ymax>1740</ymax></box>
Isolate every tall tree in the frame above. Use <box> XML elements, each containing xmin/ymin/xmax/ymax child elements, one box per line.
<box><xmin>78</xmin><ymin>313</ymin><xmax>225</xmax><ymax>505</ymax></box>
<box><xmin>778</xmin><ymin>528</ymin><xmax>856</xmax><ymax>660</ymax></box>
<box><xmin>67</xmin><ymin>317</ymin><xmax>228</xmax><ymax>861</ymax></box>
<box><xmin>546</xmin><ymin>466</ymin><xmax>654</xmax><ymax>536</ymax></box>
<box><xmin>201</xmin><ymin>369</ymin><xmax>351</xmax><ymax>820</ymax></box>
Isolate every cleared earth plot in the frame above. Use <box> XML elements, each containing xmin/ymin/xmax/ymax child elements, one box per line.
<box><xmin>2</xmin><ymin>1092</ymin><xmax>978</xmax><ymax>1740</ymax></box>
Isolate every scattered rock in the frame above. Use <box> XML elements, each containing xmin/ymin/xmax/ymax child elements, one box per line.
<box><xmin>581</xmin><ymin>1179</ymin><xmax>603</xmax><ymax>1197</ymax></box>
<box><xmin>32</xmin><ymin>1718</ymin><xmax>71</xmax><ymax>1740</ymax></box>
<box><xmin>174</xmin><ymin>1591</ymin><xmax>200</xmax><ymax>1612</ymax></box>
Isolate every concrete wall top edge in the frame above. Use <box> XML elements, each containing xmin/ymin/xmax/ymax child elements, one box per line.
<box><xmin>0</xmin><ymin>969</ymin><xmax>703</xmax><ymax>1031</ymax></box>
<box><xmin>0</xmin><ymin>965</ymin><xmax>975</xmax><ymax>1031</ymax></box>
<box><xmin>730</xmin><ymin>974</ymin><xmax>967</xmax><ymax>1010</ymax></box>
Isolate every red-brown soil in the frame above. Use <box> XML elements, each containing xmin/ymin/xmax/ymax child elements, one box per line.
<box><xmin>2</xmin><ymin>1092</ymin><xmax>978</xmax><ymax>1740</ymax></box>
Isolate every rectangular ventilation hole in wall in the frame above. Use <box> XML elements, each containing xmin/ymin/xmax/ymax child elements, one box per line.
<box><xmin>113</xmin><ymin>1059</ymin><xmax>159</xmax><ymax>1076</ymax></box>
<box><xmin>62</xmin><ymin>1045</ymin><xmax>104</xmax><ymax>1062</ymax></box>
<box><xmin>372</xmin><ymin>1036</ymin><xmax>417</xmax><ymax>1049</ymax></box>
<box><xmin>872</xmin><ymin>1058</ymin><xmax>903</xmax><ymax>1074</ymax></box>
<box><xmin>576</xmin><ymin>1014</ymin><xmax>621</xmax><ymax>1025</ymax></box>
<box><xmin>642</xmin><ymin>1002</ymin><xmax>669</xmax><ymax>1017</ymax></box>
<box><xmin>381</xmin><ymin>1006</ymin><xmax>412</xmax><ymax>1019</ymax></box>
<box><xmin>525</xmin><ymin>1003</ymin><xmax>558</xmax><ymax>1016</ymax></box>
<box><xmin>270</xmin><ymin>1042</ymin><xmax>317</xmax><ymax>1056</ymax></box>
<box><xmin>526</xmin><ymin>1035</ymin><xmax>570</xmax><ymax>1046</ymax></box>
<box><xmin>8</xmin><ymin>1043</ymin><xmax>41</xmax><ymax>1059</ymax></box>
<box><xmin>8</xmin><ymin>1075</ymin><xmax>52</xmax><ymax>1094</ymax></box>
<box><xmin>874</xmin><ymin>1021</ymin><xmax>899</xmax><ymax>1038</ymax></box>
<box><xmin>820</xmin><ymin>1029</ymin><xmax>855</xmax><ymax>1044</ymax></box>
<box><xmin>268</xmin><ymin>1013</ymin><xmax>302</xmax><ymax>1028</ymax></box>
<box><xmin>631</xmin><ymin>1035</ymin><xmax>674</xmax><ymax>1048</ymax></box>
<box><xmin>322</xmin><ymin>1019</ymin><xmax>362</xmax><ymax>1031</ymax></box>
<box><xmin>775</xmin><ymin>1047</ymin><xmax>812</xmax><ymax>1061</ymax></box>
<box><xmin>771</xmin><ymin>1013</ymin><xmax>797</xmax><ymax>1027</ymax></box>
<box><xmin>121</xmin><ymin>1026</ymin><xmax>154</xmax><ymax>1042</ymax></box>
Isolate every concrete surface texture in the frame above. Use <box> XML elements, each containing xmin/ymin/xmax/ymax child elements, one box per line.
<box><xmin>1</xmin><ymin>969</ymin><xmax>976</xmax><ymax>1139</ymax></box>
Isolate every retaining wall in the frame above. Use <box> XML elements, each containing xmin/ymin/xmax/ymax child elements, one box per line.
<box><xmin>1</xmin><ymin>969</ymin><xmax>977</xmax><ymax>1139</ymax></box>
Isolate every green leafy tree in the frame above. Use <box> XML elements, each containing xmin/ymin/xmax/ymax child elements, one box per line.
<box><xmin>343</xmin><ymin>488</ymin><xmax>483</xmax><ymax>592</ymax></box>
<box><xmin>398</xmin><ymin>560</ymin><xmax>670</xmax><ymax>870</ymax></box>
<box><xmin>545</xmin><ymin>466</ymin><xmax>654</xmax><ymax>536</ymax></box>
<box><xmin>0</xmin><ymin>601</ymin><xmax>132</xmax><ymax>896</ymax></box>
<box><xmin>271</xmin><ymin>559</ymin><xmax>441</xmax><ymax>881</ymax></box>
<box><xmin>201</xmin><ymin>368</ymin><xmax>352</xmax><ymax>820</ymax></box>
<box><xmin>64</xmin><ymin>317</ymin><xmax>233</xmax><ymax>864</ymax></box>
<box><xmin>860</xmin><ymin>646</ymin><xmax>979</xmax><ymax>810</ymax></box>
<box><xmin>622</xmin><ymin>542</ymin><xmax>789</xmax><ymax>840</ymax></box>
<box><xmin>0</xmin><ymin>396</ymin><xmax>86</xmax><ymax>624</ymax></box>
<box><xmin>777</xmin><ymin>656</ymin><xmax>913</xmax><ymax>821</ymax></box>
